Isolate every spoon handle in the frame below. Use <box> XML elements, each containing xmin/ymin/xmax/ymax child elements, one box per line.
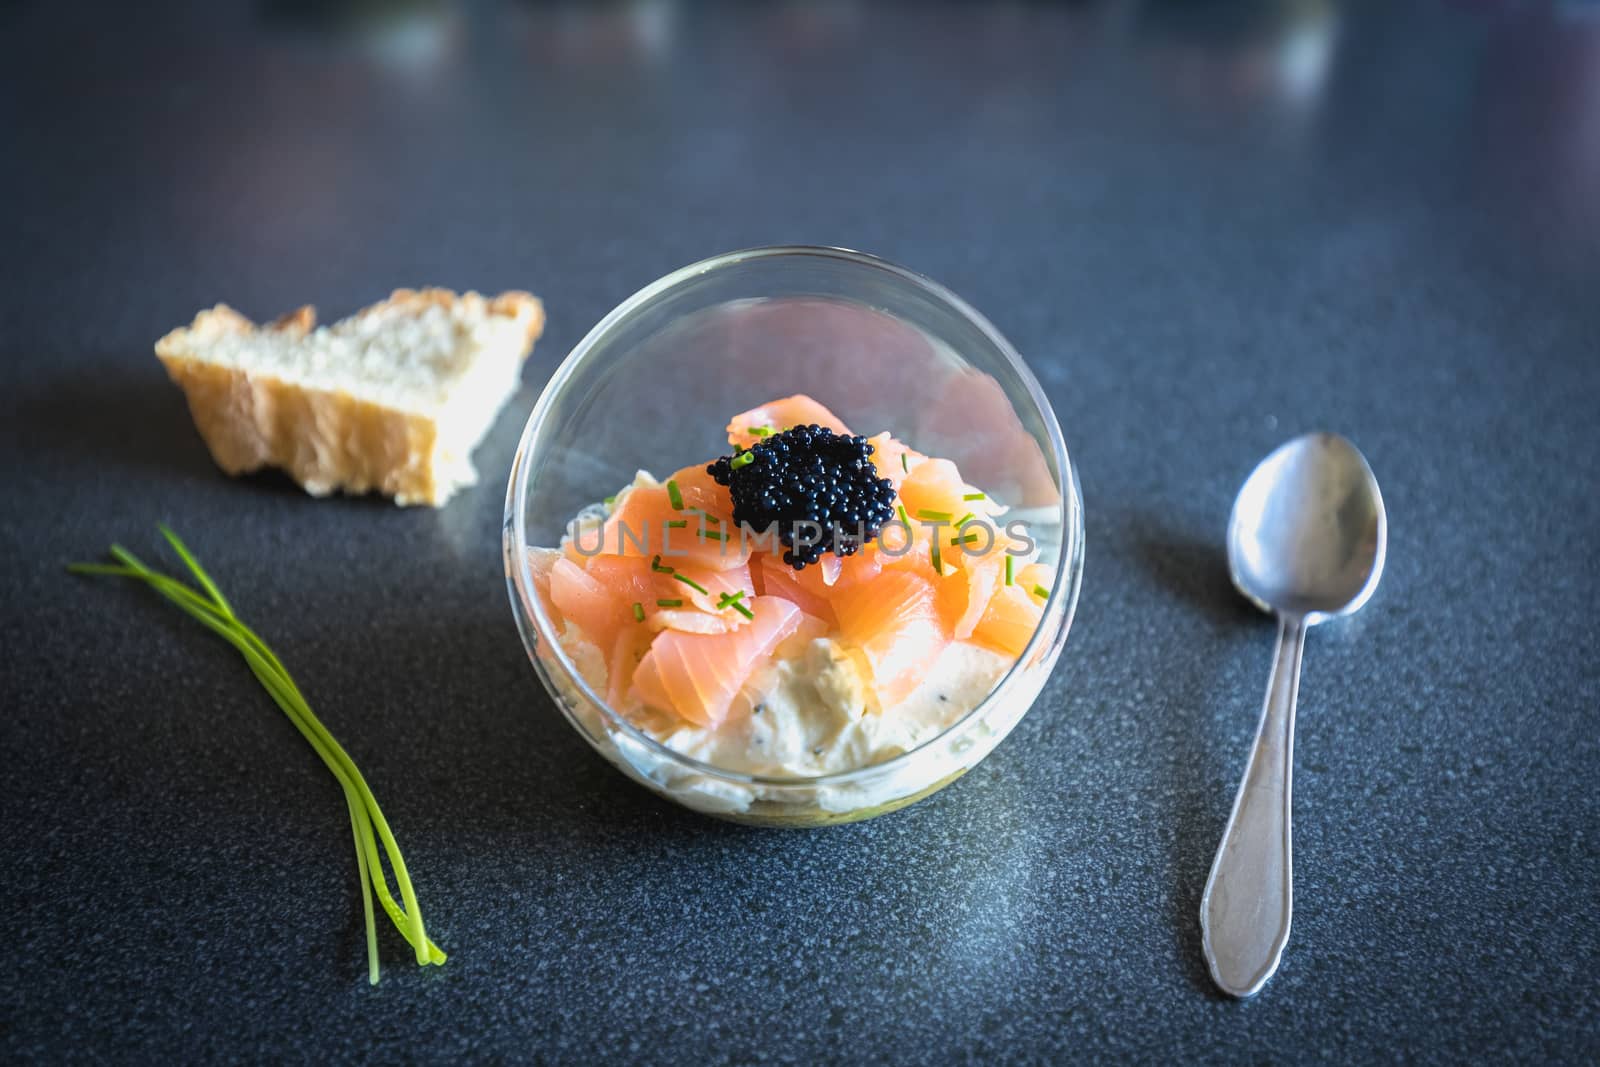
<box><xmin>1201</xmin><ymin>615</ymin><xmax>1304</xmax><ymax>997</ymax></box>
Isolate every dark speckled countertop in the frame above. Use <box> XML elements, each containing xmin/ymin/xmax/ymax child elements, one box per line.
<box><xmin>2</xmin><ymin>1</ymin><xmax>1597</xmax><ymax>1062</ymax></box>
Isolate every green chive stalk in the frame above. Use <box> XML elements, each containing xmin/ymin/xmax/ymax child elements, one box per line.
<box><xmin>69</xmin><ymin>526</ymin><xmax>445</xmax><ymax>985</ymax></box>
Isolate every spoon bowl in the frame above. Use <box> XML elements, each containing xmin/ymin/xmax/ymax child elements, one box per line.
<box><xmin>1227</xmin><ymin>433</ymin><xmax>1387</xmax><ymax>623</ymax></box>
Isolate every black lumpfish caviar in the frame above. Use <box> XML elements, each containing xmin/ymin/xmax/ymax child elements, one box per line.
<box><xmin>708</xmin><ymin>424</ymin><xmax>897</xmax><ymax>569</ymax></box>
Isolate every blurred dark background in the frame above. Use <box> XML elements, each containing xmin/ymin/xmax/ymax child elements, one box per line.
<box><xmin>1</xmin><ymin>1</ymin><xmax>1597</xmax><ymax>1063</ymax></box>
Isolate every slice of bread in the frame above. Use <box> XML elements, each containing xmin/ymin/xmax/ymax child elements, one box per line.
<box><xmin>156</xmin><ymin>288</ymin><xmax>545</xmax><ymax>506</ymax></box>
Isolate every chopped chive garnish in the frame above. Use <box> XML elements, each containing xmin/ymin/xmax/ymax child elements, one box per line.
<box><xmin>603</xmin><ymin>495</ymin><xmax>616</xmax><ymax>507</ymax></box>
<box><xmin>673</xmin><ymin>573</ymin><xmax>710</xmax><ymax>596</ymax></box>
<box><xmin>901</xmin><ymin>453</ymin><xmax>909</xmax><ymax>472</ymax></box>
<box><xmin>666</xmin><ymin>519</ymin><xmax>689</xmax><ymax>529</ymax></box>
<box><xmin>954</xmin><ymin>512</ymin><xmax>975</xmax><ymax>529</ymax></box>
<box><xmin>666</xmin><ymin>480</ymin><xmax>684</xmax><ymax>510</ymax></box>
<box><xmin>931</xmin><ymin>539</ymin><xmax>943</xmax><ymax>574</ymax></box>
<box><xmin>963</xmin><ymin>492</ymin><xmax>985</xmax><ymax>501</ymax></box>
<box><xmin>1005</xmin><ymin>555</ymin><xmax>1015</xmax><ymax>586</ymax></box>
<box><xmin>749</xmin><ymin>426</ymin><xmax>773</xmax><ymax>437</ymax></box>
<box><xmin>650</xmin><ymin>555</ymin><xmax>674</xmax><ymax>574</ymax></box>
<box><xmin>896</xmin><ymin>504</ymin><xmax>909</xmax><ymax>524</ymax></box>
<box><xmin>631</xmin><ymin>602</ymin><xmax>645</xmax><ymax>622</ymax></box>
<box><xmin>916</xmin><ymin>509</ymin><xmax>952</xmax><ymax>522</ymax></box>
<box><xmin>68</xmin><ymin>527</ymin><xmax>446</xmax><ymax>984</ymax></box>
<box><xmin>717</xmin><ymin>588</ymin><xmax>753</xmax><ymax>619</ymax></box>
<box><xmin>656</xmin><ymin>598</ymin><xmax>684</xmax><ymax>608</ymax></box>
<box><xmin>688</xmin><ymin>508</ymin><xmax>721</xmax><ymax>525</ymax></box>
<box><xmin>1032</xmin><ymin>583</ymin><xmax>1050</xmax><ymax>600</ymax></box>
<box><xmin>699</xmin><ymin>529</ymin><xmax>727</xmax><ymax>542</ymax></box>
<box><xmin>730</xmin><ymin>452</ymin><xmax>755</xmax><ymax>470</ymax></box>
<box><xmin>949</xmin><ymin>532</ymin><xmax>981</xmax><ymax>546</ymax></box>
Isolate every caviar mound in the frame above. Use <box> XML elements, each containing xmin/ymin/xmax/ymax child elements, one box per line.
<box><xmin>708</xmin><ymin>424</ymin><xmax>898</xmax><ymax>570</ymax></box>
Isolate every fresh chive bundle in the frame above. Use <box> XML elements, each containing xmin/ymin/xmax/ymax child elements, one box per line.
<box><xmin>68</xmin><ymin>526</ymin><xmax>445</xmax><ymax>985</ymax></box>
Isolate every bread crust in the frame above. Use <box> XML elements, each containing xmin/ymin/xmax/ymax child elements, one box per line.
<box><xmin>155</xmin><ymin>288</ymin><xmax>544</xmax><ymax>506</ymax></box>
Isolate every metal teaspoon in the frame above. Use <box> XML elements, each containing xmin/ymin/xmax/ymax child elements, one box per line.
<box><xmin>1200</xmin><ymin>433</ymin><xmax>1387</xmax><ymax>997</ymax></box>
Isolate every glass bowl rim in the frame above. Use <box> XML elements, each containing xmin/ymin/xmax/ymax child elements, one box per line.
<box><xmin>505</xmin><ymin>244</ymin><xmax>1085</xmax><ymax>789</ymax></box>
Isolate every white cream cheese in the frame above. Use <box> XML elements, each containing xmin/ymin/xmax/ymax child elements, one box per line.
<box><xmin>656</xmin><ymin>638</ymin><xmax>1010</xmax><ymax>776</ymax></box>
<box><xmin>557</xmin><ymin>623</ymin><xmax>1009</xmax><ymax>779</ymax></box>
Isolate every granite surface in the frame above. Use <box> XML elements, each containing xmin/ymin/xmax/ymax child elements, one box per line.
<box><xmin>2</xmin><ymin>1</ymin><xmax>1597</xmax><ymax>1062</ymax></box>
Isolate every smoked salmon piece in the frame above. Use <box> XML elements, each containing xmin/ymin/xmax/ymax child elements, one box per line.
<box><xmin>525</xmin><ymin>547</ymin><xmax>562</xmax><ymax>619</ymax></box>
<box><xmin>1016</xmin><ymin>563</ymin><xmax>1053</xmax><ymax>595</ymax></box>
<box><xmin>580</xmin><ymin>553</ymin><xmax>663</xmax><ymax>606</ymax></box>
<box><xmin>830</xmin><ymin>569</ymin><xmax>949</xmax><ymax>708</ymax></box>
<box><xmin>936</xmin><ymin>552</ymin><xmax>1004</xmax><ymax>640</ymax></box>
<box><xmin>591</xmin><ymin>483</ymin><xmax>750</xmax><ymax>571</ymax></box>
<box><xmin>552</xmin><ymin>552</ymin><xmax>763</xmax><ymax>657</ymax></box>
<box><xmin>605</xmin><ymin>627</ymin><xmax>651</xmax><ymax>708</ymax></box>
<box><xmin>754</xmin><ymin>554</ymin><xmax>836</xmax><ymax>624</ymax></box>
<box><xmin>549</xmin><ymin>558</ymin><xmax>627</xmax><ymax>645</ymax></box>
<box><xmin>647</xmin><ymin>609</ymin><xmax>734</xmax><ymax>635</ymax></box>
<box><xmin>889</xmin><ymin>455</ymin><xmax>1006</xmax><ymax>587</ymax></box>
<box><xmin>584</xmin><ymin>555</ymin><xmax>753</xmax><ymax>612</ymax></box>
<box><xmin>579</xmin><ymin>554</ymin><xmax>756</xmax><ymax>636</ymax></box>
<box><xmin>969</xmin><ymin>566</ymin><xmax>1051</xmax><ymax>658</ymax></box>
<box><xmin>662</xmin><ymin>462</ymin><xmax>735</xmax><ymax>520</ymax></box>
<box><xmin>631</xmin><ymin>596</ymin><xmax>806</xmax><ymax>725</ymax></box>
<box><xmin>831</xmin><ymin>545</ymin><xmax>883</xmax><ymax>588</ymax></box>
<box><xmin>875</xmin><ymin>520</ymin><xmax>947</xmax><ymax>578</ymax></box>
<box><xmin>648</xmin><ymin>559</ymin><xmax>759</xmax><ymax>635</ymax></box>
<box><xmin>866</xmin><ymin>431</ymin><xmax>921</xmax><ymax>493</ymax></box>
<box><xmin>726</xmin><ymin>395</ymin><xmax>852</xmax><ymax>450</ymax></box>
<box><xmin>751</xmin><ymin>546</ymin><xmax>884</xmax><ymax>626</ymax></box>
<box><xmin>898</xmin><ymin>457</ymin><xmax>986</xmax><ymax>528</ymax></box>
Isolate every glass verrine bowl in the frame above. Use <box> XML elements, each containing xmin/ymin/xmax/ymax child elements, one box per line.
<box><xmin>504</xmin><ymin>246</ymin><xmax>1083</xmax><ymax>827</ymax></box>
